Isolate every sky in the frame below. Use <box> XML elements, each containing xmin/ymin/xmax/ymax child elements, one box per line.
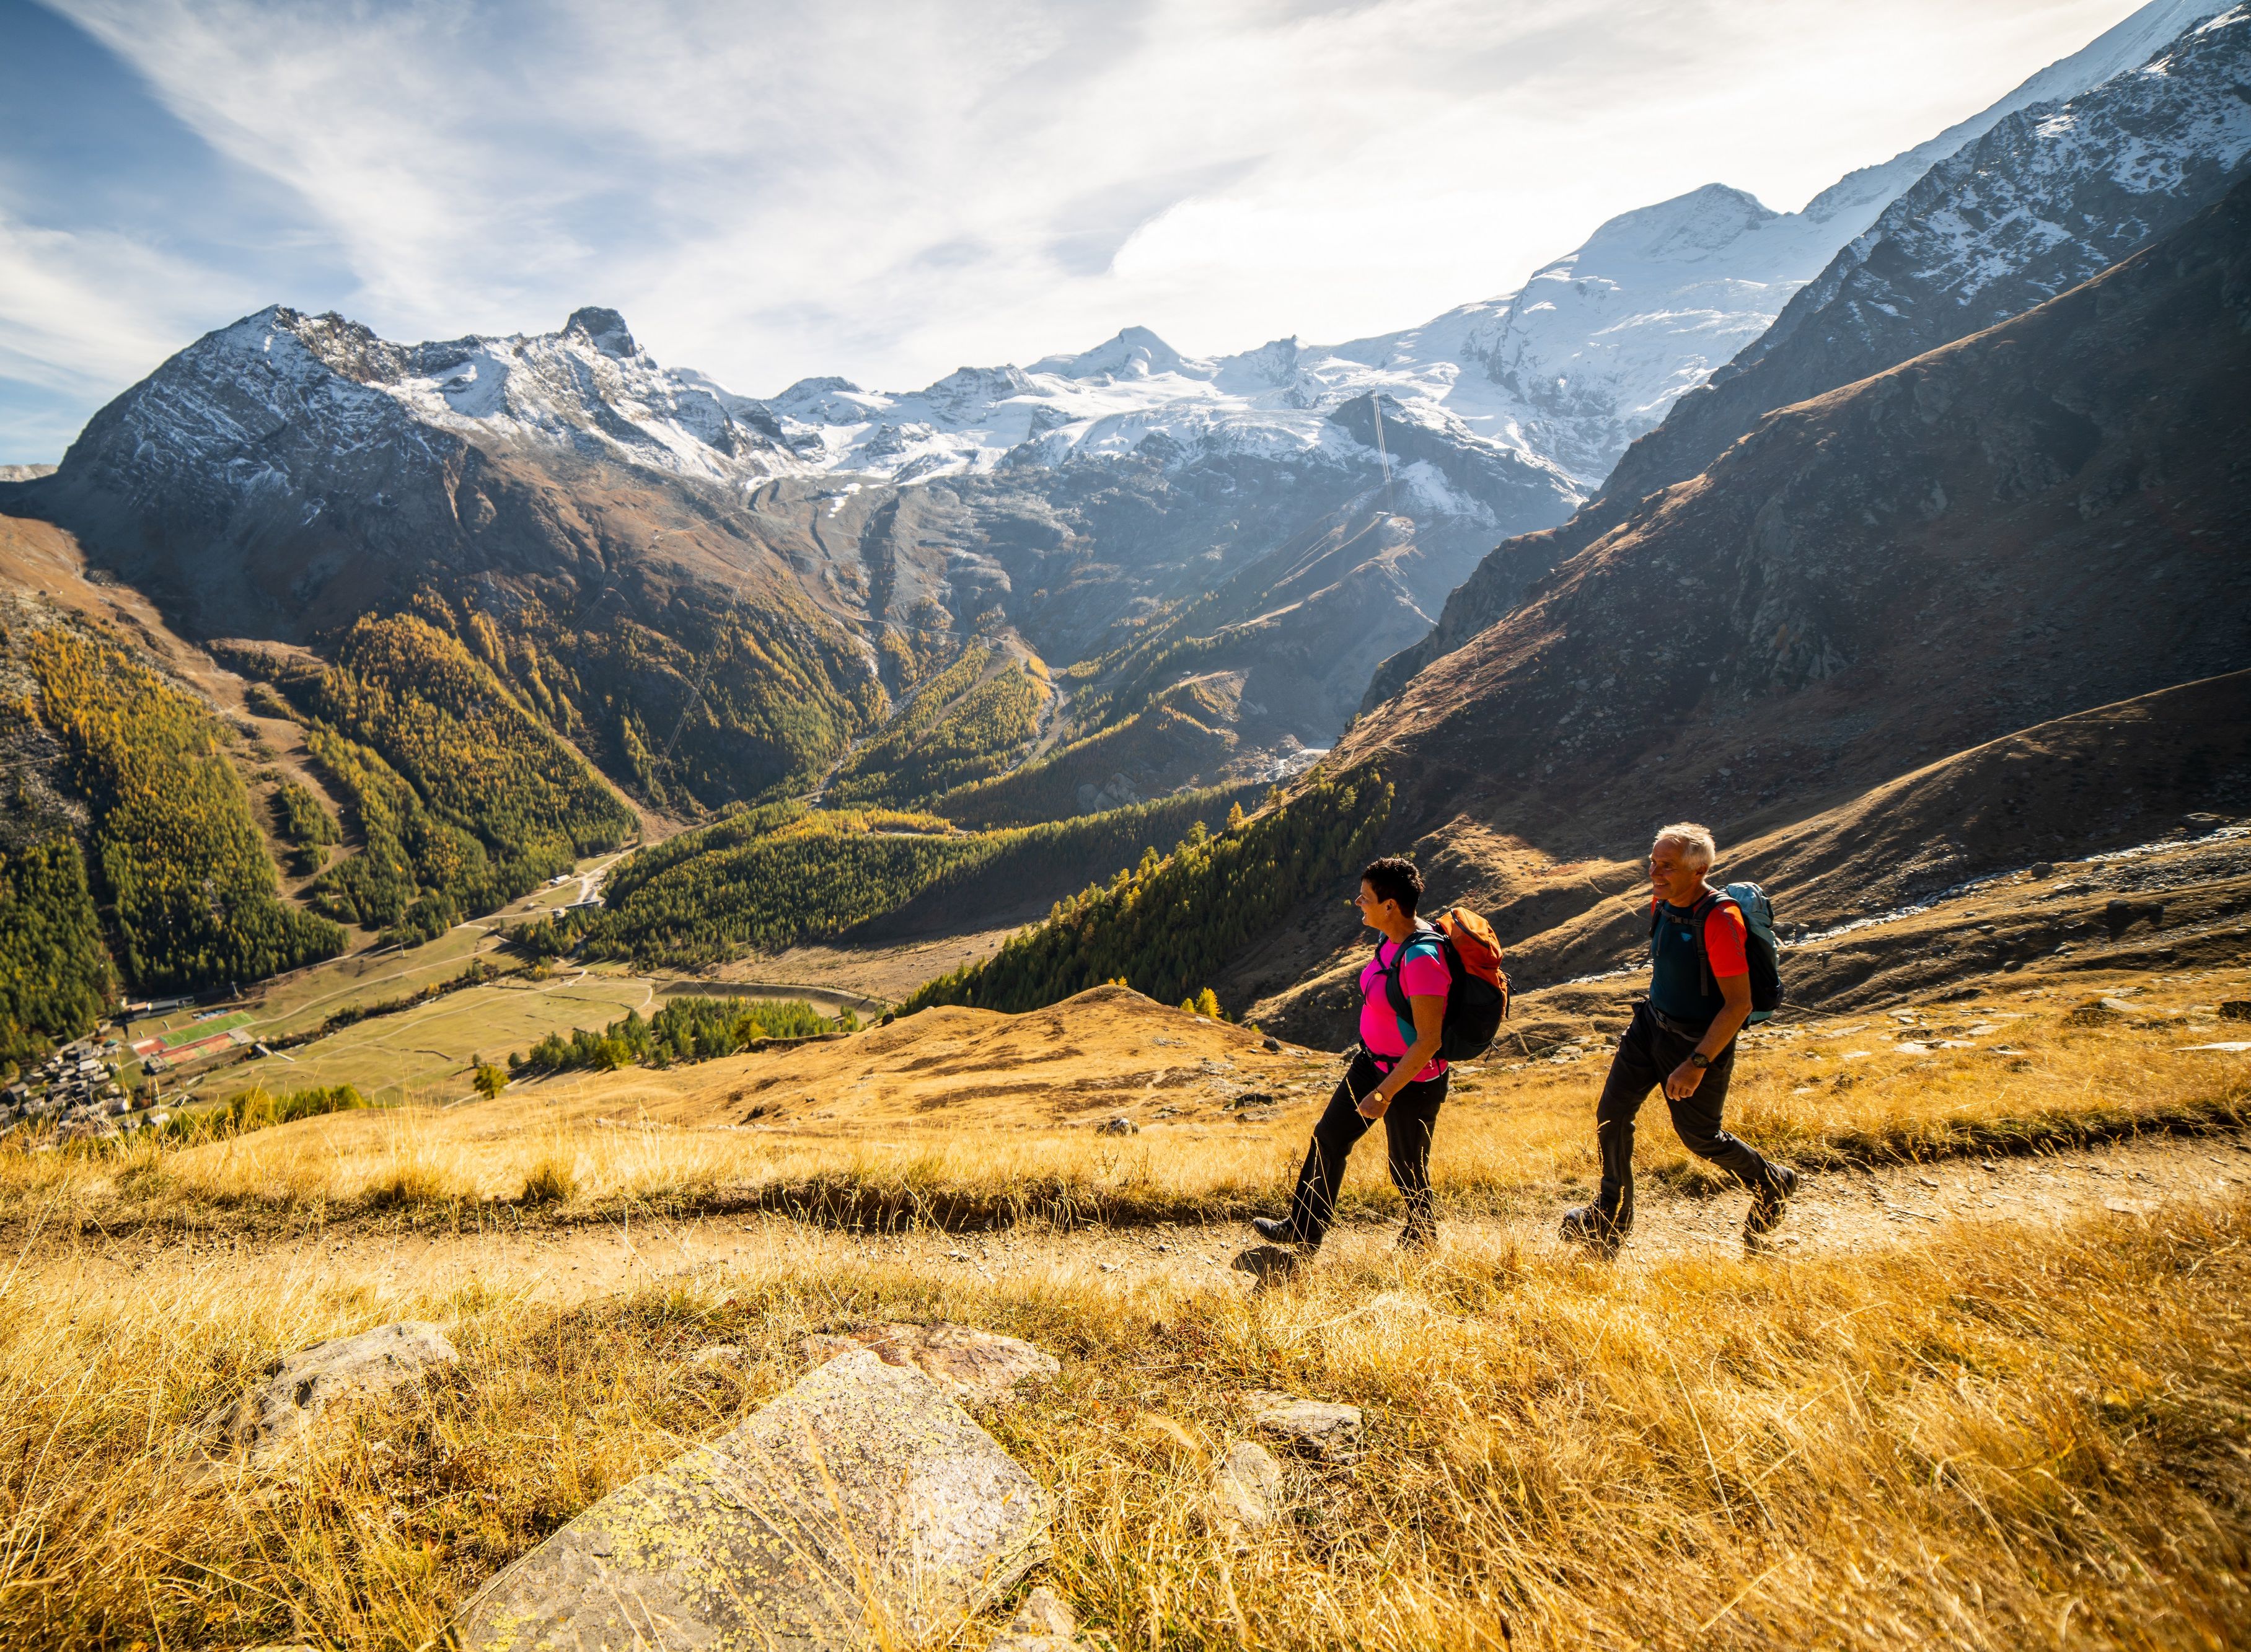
<box><xmin>0</xmin><ymin>0</ymin><xmax>2188</xmax><ymax>462</ymax></box>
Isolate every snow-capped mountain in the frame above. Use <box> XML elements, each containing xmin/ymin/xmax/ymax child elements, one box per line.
<box><xmin>746</xmin><ymin>0</ymin><xmax>2231</xmax><ymax>496</ymax></box>
<box><xmin>14</xmin><ymin>0</ymin><xmax>2232</xmax><ymax>819</ymax></box>
<box><xmin>1598</xmin><ymin>2</ymin><xmax>2251</xmax><ymax>514</ymax></box>
<box><xmin>1365</xmin><ymin>1</ymin><xmax>2251</xmax><ymax>713</ymax></box>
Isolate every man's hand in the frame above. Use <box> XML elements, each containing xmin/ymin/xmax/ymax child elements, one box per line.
<box><xmin>1663</xmin><ymin>1060</ymin><xmax>1704</xmax><ymax>1101</ymax></box>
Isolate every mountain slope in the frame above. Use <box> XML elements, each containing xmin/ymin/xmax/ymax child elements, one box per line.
<box><xmin>4</xmin><ymin>299</ymin><xmax>1583</xmax><ymax>812</ymax></box>
<box><xmin>1601</xmin><ymin>2</ymin><xmax>2251</xmax><ymax>517</ymax></box>
<box><xmin>1346</xmin><ymin>175</ymin><xmax>2250</xmax><ymax>840</ymax></box>
<box><xmin>1366</xmin><ymin>4</ymin><xmax>2251</xmax><ymax>710</ymax></box>
<box><xmin>925</xmin><ymin>176</ymin><xmax>2251</xmax><ymax>1036</ymax></box>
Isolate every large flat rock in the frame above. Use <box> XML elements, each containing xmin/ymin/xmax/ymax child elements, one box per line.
<box><xmin>455</xmin><ymin>1348</ymin><xmax>1051</xmax><ymax>1650</ymax></box>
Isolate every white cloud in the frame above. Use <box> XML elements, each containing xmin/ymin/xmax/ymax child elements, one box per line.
<box><xmin>15</xmin><ymin>0</ymin><xmax>2187</xmax><ymax>438</ymax></box>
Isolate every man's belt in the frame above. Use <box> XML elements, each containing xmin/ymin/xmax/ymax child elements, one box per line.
<box><xmin>1644</xmin><ymin>1002</ymin><xmax>1713</xmax><ymax>1039</ymax></box>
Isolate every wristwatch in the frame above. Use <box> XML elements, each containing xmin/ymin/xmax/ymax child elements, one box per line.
<box><xmin>1688</xmin><ymin>1052</ymin><xmax>1712</xmax><ymax>1070</ymax></box>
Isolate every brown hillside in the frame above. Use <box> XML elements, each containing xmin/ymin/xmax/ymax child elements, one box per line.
<box><xmin>1233</xmin><ymin>186</ymin><xmax>2251</xmax><ymax>1042</ymax></box>
<box><xmin>1254</xmin><ymin>674</ymin><xmax>2251</xmax><ymax>1041</ymax></box>
<box><xmin>649</xmin><ymin>985</ymin><xmax>1319</xmax><ymax>1131</ymax></box>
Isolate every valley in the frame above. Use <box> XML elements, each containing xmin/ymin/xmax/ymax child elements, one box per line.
<box><xmin>2</xmin><ymin>4</ymin><xmax>2249</xmax><ymax>1648</ymax></box>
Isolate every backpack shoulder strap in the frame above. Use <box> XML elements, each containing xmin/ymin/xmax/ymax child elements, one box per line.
<box><xmin>1688</xmin><ymin>890</ymin><xmax>1729</xmax><ymax>996</ymax></box>
<box><xmin>1378</xmin><ymin>925</ymin><xmax>1443</xmax><ymax>1019</ymax></box>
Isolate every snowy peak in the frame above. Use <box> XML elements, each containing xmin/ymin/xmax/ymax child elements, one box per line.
<box><xmin>1564</xmin><ymin>184</ymin><xmax>1781</xmax><ymax>268</ymax></box>
<box><xmin>1028</xmin><ymin>325</ymin><xmax>1204</xmax><ymax>382</ymax></box>
<box><xmin>1585</xmin><ymin>2</ymin><xmax>2251</xmax><ymax>523</ymax></box>
<box><xmin>563</xmin><ymin>305</ymin><xmax>638</xmax><ymax>358</ymax></box>
<box><xmin>143</xmin><ymin>304</ymin><xmax>799</xmax><ymax>489</ymax></box>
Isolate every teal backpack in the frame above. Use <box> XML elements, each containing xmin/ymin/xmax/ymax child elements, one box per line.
<box><xmin>1648</xmin><ymin>882</ymin><xmax>1783</xmax><ymax>1024</ymax></box>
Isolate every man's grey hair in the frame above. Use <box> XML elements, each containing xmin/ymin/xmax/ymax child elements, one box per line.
<box><xmin>1652</xmin><ymin>822</ymin><xmax>1717</xmax><ymax>872</ymax></box>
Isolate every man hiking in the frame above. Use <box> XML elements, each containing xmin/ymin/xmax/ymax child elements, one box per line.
<box><xmin>1253</xmin><ymin>856</ymin><xmax>1449</xmax><ymax>1255</ymax></box>
<box><xmin>1561</xmin><ymin>823</ymin><xmax>1797</xmax><ymax>1257</ymax></box>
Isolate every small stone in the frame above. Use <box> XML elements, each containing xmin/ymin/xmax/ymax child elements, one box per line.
<box><xmin>1242</xmin><ymin>1389</ymin><xmax>1364</xmax><ymax>1463</ymax></box>
<box><xmin>984</xmin><ymin>1583</ymin><xmax>1081</xmax><ymax>1650</ymax></box>
<box><xmin>1263</xmin><ymin>1036</ymin><xmax>1282</xmax><ymax>1052</ymax></box>
<box><xmin>1098</xmin><ymin>1115</ymin><xmax>1138</xmax><ymax>1135</ymax></box>
<box><xmin>690</xmin><ymin>1343</ymin><xmax>745</xmax><ymax>1367</ymax></box>
<box><xmin>802</xmin><ymin>1322</ymin><xmax>1060</xmax><ymax>1405</ymax></box>
<box><xmin>203</xmin><ymin>1320</ymin><xmax>457</xmax><ymax>1470</ymax></box>
<box><xmin>1209</xmin><ymin>1439</ymin><xmax>1287</xmax><ymax>1534</ymax></box>
<box><xmin>1012</xmin><ymin>1586</ymin><xmax>1077</xmax><ymax>1636</ymax></box>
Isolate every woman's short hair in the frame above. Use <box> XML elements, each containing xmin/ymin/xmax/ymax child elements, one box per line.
<box><xmin>1653</xmin><ymin>822</ymin><xmax>1717</xmax><ymax>872</ymax></box>
<box><xmin>1361</xmin><ymin>856</ymin><xmax>1424</xmax><ymax>916</ymax></box>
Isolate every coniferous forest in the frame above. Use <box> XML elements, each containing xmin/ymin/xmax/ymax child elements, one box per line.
<box><xmin>555</xmin><ymin>785</ymin><xmax>1257</xmax><ymax>969</ymax></box>
<box><xmin>27</xmin><ymin>626</ymin><xmax>345</xmax><ymax>996</ymax></box>
<box><xmin>292</xmin><ymin>613</ymin><xmax>636</xmax><ymax>941</ymax></box>
<box><xmin>0</xmin><ymin>837</ymin><xmax>113</xmax><ymax>1068</ymax></box>
<box><xmin>904</xmin><ymin>767</ymin><xmax>1392</xmax><ymax>1015</ymax></box>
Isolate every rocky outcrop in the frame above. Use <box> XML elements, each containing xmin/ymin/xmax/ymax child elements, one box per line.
<box><xmin>1208</xmin><ymin>1439</ymin><xmax>1288</xmax><ymax>1534</ymax></box>
<box><xmin>985</xmin><ymin>1586</ymin><xmax>1085</xmax><ymax>1651</ymax></box>
<box><xmin>201</xmin><ymin>1320</ymin><xmax>457</xmax><ymax>1470</ymax></box>
<box><xmin>455</xmin><ymin>1347</ymin><xmax>1052</xmax><ymax>1651</ymax></box>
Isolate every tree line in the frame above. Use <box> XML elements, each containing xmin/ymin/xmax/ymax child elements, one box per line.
<box><xmin>533</xmin><ymin>787</ymin><xmax>1258</xmax><ymax>971</ymax></box>
<box><xmin>509</xmin><ymin>995</ymin><xmax>852</xmax><ymax>1076</ymax></box>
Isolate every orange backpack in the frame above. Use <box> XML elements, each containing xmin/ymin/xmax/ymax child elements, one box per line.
<box><xmin>1376</xmin><ymin>906</ymin><xmax>1512</xmax><ymax>1061</ymax></box>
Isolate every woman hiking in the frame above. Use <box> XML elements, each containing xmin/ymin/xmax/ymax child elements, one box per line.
<box><xmin>1253</xmin><ymin>856</ymin><xmax>1450</xmax><ymax>1256</ymax></box>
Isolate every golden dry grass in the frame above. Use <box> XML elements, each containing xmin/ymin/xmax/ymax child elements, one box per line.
<box><xmin>1</xmin><ymin>1185</ymin><xmax>2245</xmax><ymax>1649</ymax></box>
<box><xmin>0</xmin><ymin>967</ymin><xmax>2247</xmax><ymax>1648</ymax></box>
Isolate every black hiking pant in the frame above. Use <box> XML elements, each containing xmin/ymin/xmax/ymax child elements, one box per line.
<box><xmin>1592</xmin><ymin>1001</ymin><xmax>1781</xmax><ymax>1233</ymax></box>
<box><xmin>1284</xmin><ymin>1050</ymin><xmax>1448</xmax><ymax>1249</ymax></box>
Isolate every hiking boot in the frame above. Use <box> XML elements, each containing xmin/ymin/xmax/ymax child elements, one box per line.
<box><xmin>1396</xmin><ymin>1223</ymin><xmax>1438</xmax><ymax>1254</ymax></box>
<box><xmin>1744</xmin><ymin>1164</ymin><xmax>1800</xmax><ymax>1237</ymax></box>
<box><xmin>1558</xmin><ymin>1204</ymin><xmax>1623</xmax><ymax>1260</ymax></box>
<box><xmin>1251</xmin><ymin>1215</ymin><xmax>1303</xmax><ymax>1246</ymax></box>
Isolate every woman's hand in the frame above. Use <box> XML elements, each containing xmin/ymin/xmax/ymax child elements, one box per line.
<box><xmin>1365</xmin><ymin>990</ymin><xmax>1447</xmax><ymax>1118</ymax></box>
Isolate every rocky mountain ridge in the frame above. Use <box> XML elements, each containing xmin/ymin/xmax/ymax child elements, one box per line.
<box><xmin>1364</xmin><ymin>2</ymin><xmax>2251</xmax><ymax>710</ymax></box>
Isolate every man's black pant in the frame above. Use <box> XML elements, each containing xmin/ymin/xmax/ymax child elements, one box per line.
<box><xmin>1284</xmin><ymin>1050</ymin><xmax>1448</xmax><ymax>1249</ymax></box>
<box><xmin>1593</xmin><ymin>1002</ymin><xmax>1781</xmax><ymax>1232</ymax></box>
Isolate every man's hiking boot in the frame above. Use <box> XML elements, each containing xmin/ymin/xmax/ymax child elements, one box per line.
<box><xmin>1558</xmin><ymin>1204</ymin><xmax>1623</xmax><ymax>1260</ymax></box>
<box><xmin>1251</xmin><ymin>1215</ymin><xmax>1303</xmax><ymax>1247</ymax></box>
<box><xmin>1744</xmin><ymin>1164</ymin><xmax>1800</xmax><ymax>1238</ymax></box>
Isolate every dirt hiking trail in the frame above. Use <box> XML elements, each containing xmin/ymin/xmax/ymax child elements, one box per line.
<box><xmin>36</xmin><ymin>1131</ymin><xmax>2250</xmax><ymax>1309</ymax></box>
